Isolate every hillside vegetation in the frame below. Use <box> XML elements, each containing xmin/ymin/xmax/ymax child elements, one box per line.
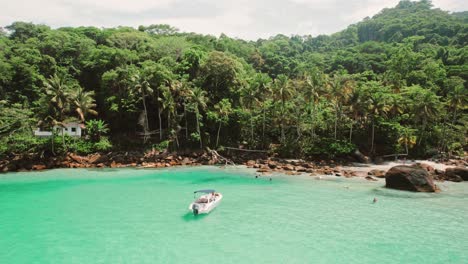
<box><xmin>0</xmin><ymin>0</ymin><xmax>466</xmax><ymax>159</ymax></box>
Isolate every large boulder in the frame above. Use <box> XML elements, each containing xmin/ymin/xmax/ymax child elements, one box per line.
<box><xmin>352</xmin><ymin>149</ymin><xmax>370</xmax><ymax>163</ymax></box>
<box><xmin>445</xmin><ymin>167</ymin><xmax>468</xmax><ymax>181</ymax></box>
<box><xmin>385</xmin><ymin>165</ymin><xmax>437</xmax><ymax>192</ymax></box>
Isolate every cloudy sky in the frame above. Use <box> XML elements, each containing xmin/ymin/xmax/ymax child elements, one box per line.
<box><xmin>0</xmin><ymin>0</ymin><xmax>466</xmax><ymax>40</ymax></box>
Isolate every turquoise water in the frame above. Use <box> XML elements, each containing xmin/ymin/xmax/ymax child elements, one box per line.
<box><xmin>0</xmin><ymin>167</ymin><xmax>467</xmax><ymax>264</ymax></box>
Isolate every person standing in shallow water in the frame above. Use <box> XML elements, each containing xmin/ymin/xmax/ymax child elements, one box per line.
<box><xmin>373</xmin><ymin>197</ymin><xmax>378</xmax><ymax>203</ymax></box>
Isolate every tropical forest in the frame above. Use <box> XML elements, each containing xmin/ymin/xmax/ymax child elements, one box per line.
<box><xmin>0</xmin><ymin>0</ymin><xmax>467</xmax><ymax>161</ymax></box>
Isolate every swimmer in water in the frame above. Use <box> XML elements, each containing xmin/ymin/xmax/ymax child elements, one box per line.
<box><xmin>373</xmin><ymin>197</ymin><xmax>378</xmax><ymax>203</ymax></box>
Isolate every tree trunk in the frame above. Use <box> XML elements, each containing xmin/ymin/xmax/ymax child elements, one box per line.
<box><xmin>157</xmin><ymin>90</ymin><xmax>162</xmax><ymax>140</ymax></box>
<box><xmin>142</xmin><ymin>91</ymin><xmax>149</xmax><ymax>134</ymax></box>
<box><xmin>334</xmin><ymin>115</ymin><xmax>338</xmax><ymax>140</ymax></box>
<box><xmin>310</xmin><ymin>103</ymin><xmax>315</xmax><ymax>139</ymax></box>
<box><xmin>184</xmin><ymin>104</ymin><xmax>188</xmax><ymax>139</ymax></box>
<box><xmin>158</xmin><ymin>107</ymin><xmax>162</xmax><ymax>140</ymax></box>
<box><xmin>262</xmin><ymin>109</ymin><xmax>266</xmax><ymax>148</ymax></box>
<box><xmin>370</xmin><ymin>119</ymin><xmax>375</xmax><ymax>154</ymax></box>
<box><xmin>51</xmin><ymin>130</ymin><xmax>56</xmax><ymax>156</ymax></box>
<box><xmin>250</xmin><ymin>116</ymin><xmax>254</xmax><ymax>144</ymax></box>
<box><xmin>216</xmin><ymin>122</ymin><xmax>221</xmax><ymax>147</ymax></box>
<box><xmin>281</xmin><ymin>100</ymin><xmax>286</xmax><ymax>143</ymax></box>
<box><xmin>167</xmin><ymin>111</ymin><xmax>171</xmax><ymax>134</ymax></box>
<box><xmin>349</xmin><ymin>121</ymin><xmax>353</xmax><ymax>143</ymax></box>
<box><xmin>61</xmin><ymin>128</ymin><xmax>66</xmax><ymax>151</ymax></box>
<box><xmin>405</xmin><ymin>138</ymin><xmax>409</xmax><ymax>155</ymax></box>
<box><xmin>196</xmin><ymin>108</ymin><xmax>202</xmax><ymax>149</ymax></box>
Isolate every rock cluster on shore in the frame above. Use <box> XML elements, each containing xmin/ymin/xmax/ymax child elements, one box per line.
<box><xmin>0</xmin><ymin>151</ymin><xmax>227</xmax><ymax>172</ymax></box>
<box><xmin>1</xmin><ymin>151</ymin><xmax>467</xmax><ymax>190</ymax></box>
<box><xmin>245</xmin><ymin>158</ymin><xmax>366</xmax><ymax>178</ymax></box>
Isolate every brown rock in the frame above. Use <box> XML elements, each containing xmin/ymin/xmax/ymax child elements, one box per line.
<box><xmin>87</xmin><ymin>154</ymin><xmax>102</xmax><ymax>164</ymax></box>
<box><xmin>32</xmin><ymin>164</ymin><xmax>47</xmax><ymax>171</ymax></box>
<box><xmin>181</xmin><ymin>158</ymin><xmax>193</xmax><ymax>166</ymax></box>
<box><xmin>365</xmin><ymin>176</ymin><xmax>378</xmax><ymax>181</ymax></box>
<box><xmin>385</xmin><ymin>165</ymin><xmax>436</xmax><ymax>192</ymax></box>
<box><xmin>368</xmin><ymin>169</ymin><xmax>386</xmax><ymax>178</ymax></box>
<box><xmin>295</xmin><ymin>166</ymin><xmax>307</xmax><ymax>172</ymax></box>
<box><xmin>414</xmin><ymin>163</ymin><xmax>435</xmax><ymax>173</ymax></box>
<box><xmin>445</xmin><ymin>167</ymin><xmax>468</xmax><ymax>181</ymax></box>
<box><xmin>283</xmin><ymin>164</ymin><xmax>295</xmax><ymax>171</ymax></box>
<box><xmin>69</xmin><ymin>154</ymin><xmax>87</xmax><ymax>164</ymax></box>
<box><xmin>267</xmin><ymin>161</ymin><xmax>278</xmax><ymax>169</ymax></box>
<box><xmin>246</xmin><ymin>160</ymin><xmax>256</xmax><ymax>167</ymax></box>
<box><xmin>285</xmin><ymin>171</ymin><xmax>301</xmax><ymax>176</ymax></box>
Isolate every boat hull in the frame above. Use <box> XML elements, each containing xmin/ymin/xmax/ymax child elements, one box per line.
<box><xmin>189</xmin><ymin>193</ymin><xmax>223</xmax><ymax>215</ymax></box>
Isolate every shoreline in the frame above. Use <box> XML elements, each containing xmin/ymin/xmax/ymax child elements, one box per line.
<box><xmin>1</xmin><ymin>151</ymin><xmax>466</xmax><ymax>183</ymax></box>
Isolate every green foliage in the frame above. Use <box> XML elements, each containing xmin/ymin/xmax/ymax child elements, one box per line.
<box><xmin>85</xmin><ymin>119</ymin><xmax>109</xmax><ymax>142</ymax></box>
<box><xmin>93</xmin><ymin>137</ymin><xmax>113</xmax><ymax>152</ymax></box>
<box><xmin>152</xmin><ymin>140</ymin><xmax>170</xmax><ymax>152</ymax></box>
<box><xmin>301</xmin><ymin>139</ymin><xmax>356</xmax><ymax>158</ymax></box>
<box><xmin>0</xmin><ymin>133</ymin><xmax>46</xmax><ymax>157</ymax></box>
<box><xmin>1</xmin><ymin>1</ymin><xmax>467</xmax><ymax>159</ymax></box>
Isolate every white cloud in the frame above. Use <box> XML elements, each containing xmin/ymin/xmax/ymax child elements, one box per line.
<box><xmin>68</xmin><ymin>0</ymin><xmax>177</xmax><ymax>12</ymax></box>
<box><xmin>0</xmin><ymin>0</ymin><xmax>466</xmax><ymax>40</ymax></box>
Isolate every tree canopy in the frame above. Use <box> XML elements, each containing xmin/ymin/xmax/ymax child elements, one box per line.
<box><xmin>0</xmin><ymin>1</ymin><xmax>466</xmax><ymax>158</ymax></box>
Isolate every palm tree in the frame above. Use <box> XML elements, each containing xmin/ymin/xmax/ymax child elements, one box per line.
<box><xmin>190</xmin><ymin>87</ymin><xmax>208</xmax><ymax>148</ymax></box>
<box><xmin>44</xmin><ymin>74</ymin><xmax>71</xmax><ymax>123</ymax></box>
<box><xmin>362</xmin><ymin>82</ymin><xmax>390</xmax><ymax>154</ymax></box>
<box><xmin>131</xmin><ymin>74</ymin><xmax>153</xmax><ymax>143</ymax></box>
<box><xmin>240</xmin><ymin>83</ymin><xmax>258</xmax><ymax>144</ymax></box>
<box><xmin>404</xmin><ymin>86</ymin><xmax>441</xmax><ymax>146</ymax></box>
<box><xmin>70</xmin><ymin>86</ymin><xmax>98</xmax><ymax>123</ymax></box>
<box><xmin>303</xmin><ymin>70</ymin><xmax>324</xmax><ymax>138</ymax></box>
<box><xmin>446</xmin><ymin>79</ymin><xmax>467</xmax><ymax>125</ymax></box>
<box><xmin>272</xmin><ymin>74</ymin><xmax>293</xmax><ymax>143</ymax></box>
<box><xmin>440</xmin><ymin>77</ymin><xmax>466</xmax><ymax>152</ymax></box>
<box><xmin>43</xmin><ymin>74</ymin><xmax>71</xmax><ymax>150</ymax></box>
<box><xmin>161</xmin><ymin>86</ymin><xmax>176</xmax><ymax>136</ymax></box>
<box><xmin>176</xmin><ymin>80</ymin><xmax>193</xmax><ymax>140</ymax></box>
<box><xmin>327</xmin><ymin>74</ymin><xmax>354</xmax><ymax>140</ymax></box>
<box><xmin>213</xmin><ymin>99</ymin><xmax>232</xmax><ymax>147</ymax></box>
<box><xmin>346</xmin><ymin>88</ymin><xmax>364</xmax><ymax>143</ymax></box>
<box><xmin>249</xmin><ymin>73</ymin><xmax>272</xmax><ymax>147</ymax></box>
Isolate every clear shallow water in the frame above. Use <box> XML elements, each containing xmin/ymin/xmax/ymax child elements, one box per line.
<box><xmin>0</xmin><ymin>167</ymin><xmax>467</xmax><ymax>264</ymax></box>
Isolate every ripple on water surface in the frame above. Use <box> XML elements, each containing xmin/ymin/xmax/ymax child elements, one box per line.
<box><xmin>0</xmin><ymin>167</ymin><xmax>467</xmax><ymax>263</ymax></box>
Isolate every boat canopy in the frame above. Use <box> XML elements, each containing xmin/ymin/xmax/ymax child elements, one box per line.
<box><xmin>194</xmin><ymin>189</ymin><xmax>215</xmax><ymax>194</ymax></box>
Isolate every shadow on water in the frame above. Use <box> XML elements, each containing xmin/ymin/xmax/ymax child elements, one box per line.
<box><xmin>182</xmin><ymin>212</ymin><xmax>210</xmax><ymax>222</ymax></box>
<box><xmin>371</xmin><ymin>187</ymin><xmax>440</xmax><ymax>199</ymax></box>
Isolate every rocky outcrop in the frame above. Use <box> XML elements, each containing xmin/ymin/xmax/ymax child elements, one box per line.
<box><xmin>368</xmin><ymin>169</ymin><xmax>386</xmax><ymax>178</ymax></box>
<box><xmin>385</xmin><ymin>165</ymin><xmax>437</xmax><ymax>192</ymax></box>
<box><xmin>352</xmin><ymin>149</ymin><xmax>370</xmax><ymax>163</ymax></box>
<box><xmin>365</xmin><ymin>176</ymin><xmax>378</xmax><ymax>181</ymax></box>
<box><xmin>445</xmin><ymin>167</ymin><xmax>468</xmax><ymax>181</ymax></box>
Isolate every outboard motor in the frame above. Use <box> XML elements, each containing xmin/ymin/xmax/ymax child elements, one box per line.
<box><xmin>192</xmin><ymin>204</ymin><xmax>200</xmax><ymax>215</ymax></box>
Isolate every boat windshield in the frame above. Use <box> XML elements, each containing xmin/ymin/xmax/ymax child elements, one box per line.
<box><xmin>196</xmin><ymin>197</ymin><xmax>209</xmax><ymax>203</ymax></box>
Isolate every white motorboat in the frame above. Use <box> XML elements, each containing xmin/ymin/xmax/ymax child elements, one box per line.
<box><xmin>189</xmin><ymin>189</ymin><xmax>223</xmax><ymax>215</ymax></box>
